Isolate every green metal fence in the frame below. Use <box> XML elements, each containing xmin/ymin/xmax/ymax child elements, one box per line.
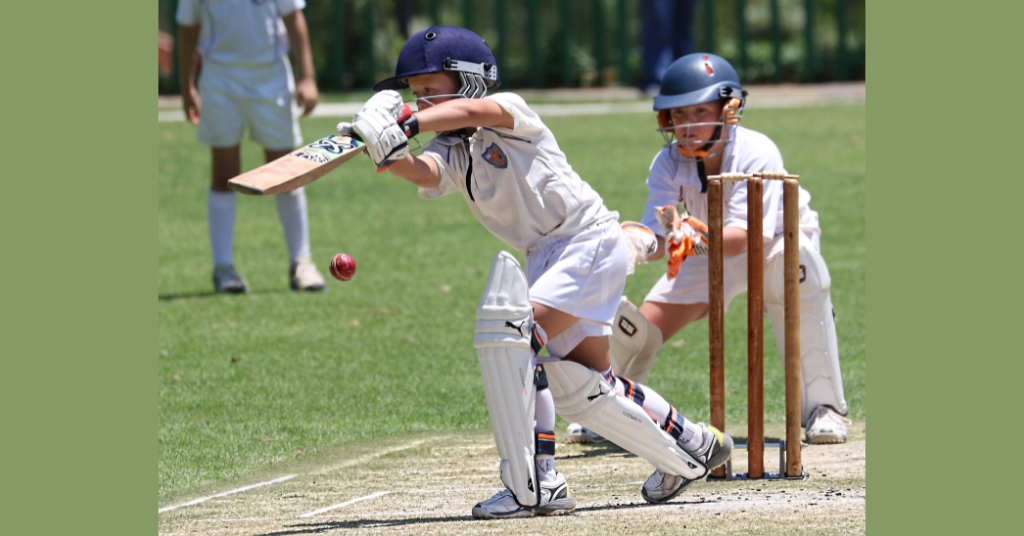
<box><xmin>159</xmin><ymin>0</ymin><xmax>864</xmax><ymax>94</ymax></box>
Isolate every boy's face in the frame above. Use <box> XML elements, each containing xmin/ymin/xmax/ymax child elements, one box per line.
<box><xmin>407</xmin><ymin>72</ymin><xmax>460</xmax><ymax>110</ymax></box>
<box><xmin>668</xmin><ymin>101</ymin><xmax>724</xmax><ymax>149</ymax></box>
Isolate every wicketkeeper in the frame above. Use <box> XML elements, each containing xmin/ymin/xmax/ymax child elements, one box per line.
<box><xmin>569</xmin><ymin>53</ymin><xmax>851</xmax><ymax>446</ymax></box>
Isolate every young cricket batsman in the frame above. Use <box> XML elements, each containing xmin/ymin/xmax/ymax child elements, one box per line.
<box><xmin>177</xmin><ymin>0</ymin><xmax>327</xmax><ymax>293</ymax></box>
<box><xmin>570</xmin><ymin>53</ymin><xmax>851</xmax><ymax>446</ymax></box>
<box><xmin>337</xmin><ymin>26</ymin><xmax>734</xmax><ymax>518</ymax></box>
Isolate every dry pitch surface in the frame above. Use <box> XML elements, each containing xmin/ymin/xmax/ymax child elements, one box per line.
<box><xmin>159</xmin><ymin>423</ymin><xmax>865</xmax><ymax>535</ymax></box>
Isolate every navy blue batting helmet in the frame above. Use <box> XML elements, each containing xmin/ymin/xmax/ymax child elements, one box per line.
<box><xmin>654</xmin><ymin>53</ymin><xmax>745</xmax><ymax>112</ymax></box>
<box><xmin>373</xmin><ymin>26</ymin><xmax>500</xmax><ymax>98</ymax></box>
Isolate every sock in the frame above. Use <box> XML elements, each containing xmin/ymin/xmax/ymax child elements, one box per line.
<box><xmin>275</xmin><ymin>187</ymin><xmax>310</xmax><ymax>261</ymax></box>
<box><xmin>602</xmin><ymin>367</ymin><xmax>703</xmax><ymax>451</ymax></box>
<box><xmin>207</xmin><ymin>190</ymin><xmax>236</xmax><ymax>266</ymax></box>
<box><xmin>535</xmin><ymin>388</ymin><xmax>557</xmax><ymax>485</ymax></box>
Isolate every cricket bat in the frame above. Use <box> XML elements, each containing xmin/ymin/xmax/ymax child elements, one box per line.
<box><xmin>227</xmin><ymin>135</ymin><xmax>366</xmax><ymax>195</ymax></box>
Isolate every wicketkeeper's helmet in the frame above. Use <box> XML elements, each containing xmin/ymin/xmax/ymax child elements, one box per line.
<box><xmin>654</xmin><ymin>53</ymin><xmax>748</xmax><ymax>161</ymax></box>
<box><xmin>373</xmin><ymin>25</ymin><xmax>500</xmax><ymax>99</ymax></box>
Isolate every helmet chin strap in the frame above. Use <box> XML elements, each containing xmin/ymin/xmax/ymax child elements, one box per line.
<box><xmin>685</xmin><ymin>123</ymin><xmax>723</xmax><ymax>193</ymax></box>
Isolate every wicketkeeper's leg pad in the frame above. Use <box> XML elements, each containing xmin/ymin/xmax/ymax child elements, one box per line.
<box><xmin>609</xmin><ymin>296</ymin><xmax>664</xmax><ymax>383</ymax></box>
<box><xmin>544</xmin><ymin>359</ymin><xmax>707</xmax><ymax>479</ymax></box>
<box><xmin>765</xmin><ymin>239</ymin><xmax>848</xmax><ymax>426</ymax></box>
<box><xmin>474</xmin><ymin>251</ymin><xmax>541</xmax><ymax>507</ymax></box>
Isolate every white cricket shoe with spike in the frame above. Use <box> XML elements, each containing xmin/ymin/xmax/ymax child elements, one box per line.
<box><xmin>472</xmin><ymin>472</ymin><xmax>576</xmax><ymax>519</ymax></box>
<box><xmin>805</xmin><ymin>406</ymin><xmax>851</xmax><ymax>444</ymax></box>
<box><xmin>642</xmin><ymin>423</ymin><xmax>732</xmax><ymax>504</ymax></box>
<box><xmin>290</xmin><ymin>257</ymin><xmax>326</xmax><ymax>291</ymax></box>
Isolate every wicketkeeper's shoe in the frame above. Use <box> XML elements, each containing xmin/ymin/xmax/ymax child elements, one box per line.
<box><xmin>213</xmin><ymin>264</ymin><xmax>249</xmax><ymax>294</ymax></box>
<box><xmin>805</xmin><ymin>406</ymin><xmax>851</xmax><ymax>444</ymax></box>
<box><xmin>471</xmin><ymin>472</ymin><xmax>577</xmax><ymax>520</ymax></box>
<box><xmin>565</xmin><ymin>422</ymin><xmax>606</xmax><ymax>444</ymax></box>
<box><xmin>641</xmin><ymin>423</ymin><xmax>733</xmax><ymax>504</ymax></box>
<box><xmin>290</xmin><ymin>257</ymin><xmax>326</xmax><ymax>291</ymax></box>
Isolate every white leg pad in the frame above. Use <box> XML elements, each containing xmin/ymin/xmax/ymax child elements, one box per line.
<box><xmin>474</xmin><ymin>251</ymin><xmax>540</xmax><ymax>506</ymax></box>
<box><xmin>765</xmin><ymin>239</ymin><xmax>848</xmax><ymax>426</ymax></box>
<box><xmin>544</xmin><ymin>359</ymin><xmax>706</xmax><ymax>479</ymax></box>
<box><xmin>609</xmin><ymin>296</ymin><xmax>664</xmax><ymax>383</ymax></box>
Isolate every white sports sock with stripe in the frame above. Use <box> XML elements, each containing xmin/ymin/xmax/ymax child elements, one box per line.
<box><xmin>275</xmin><ymin>187</ymin><xmax>311</xmax><ymax>261</ymax></box>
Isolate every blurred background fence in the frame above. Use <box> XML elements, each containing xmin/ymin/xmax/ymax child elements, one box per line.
<box><xmin>158</xmin><ymin>0</ymin><xmax>864</xmax><ymax>94</ymax></box>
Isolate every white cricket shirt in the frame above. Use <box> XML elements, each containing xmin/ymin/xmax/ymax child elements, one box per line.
<box><xmin>176</xmin><ymin>0</ymin><xmax>305</xmax><ymax>66</ymax></box>
<box><xmin>640</xmin><ymin>125</ymin><xmax>816</xmax><ymax>239</ymax></box>
<box><xmin>419</xmin><ymin>93</ymin><xmax>618</xmax><ymax>252</ymax></box>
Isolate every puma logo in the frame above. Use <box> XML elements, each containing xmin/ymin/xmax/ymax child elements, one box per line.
<box><xmin>505</xmin><ymin>321</ymin><xmax>525</xmax><ymax>337</ymax></box>
<box><xmin>587</xmin><ymin>386</ymin><xmax>607</xmax><ymax>402</ymax></box>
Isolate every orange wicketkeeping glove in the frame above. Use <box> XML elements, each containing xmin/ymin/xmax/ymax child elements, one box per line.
<box><xmin>655</xmin><ymin>205</ymin><xmax>709</xmax><ymax>279</ymax></box>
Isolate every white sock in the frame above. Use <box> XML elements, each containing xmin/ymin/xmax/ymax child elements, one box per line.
<box><xmin>207</xmin><ymin>190</ymin><xmax>236</xmax><ymax>266</ymax></box>
<box><xmin>537</xmin><ymin>455</ymin><xmax>557</xmax><ymax>486</ymax></box>
<box><xmin>535</xmin><ymin>389</ymin><xmax>556</xmax><ymax>432</ymax></box>
<box><xmin>275</xmin><ymin>187</ymin><xmax>310</xmax><ymax>261</ymax></box>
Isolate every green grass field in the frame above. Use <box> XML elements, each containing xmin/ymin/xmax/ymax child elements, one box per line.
<box><xmin>158</xmin><ymin>103</ymin><xmax>865</xmax><ymax>501</ymax></box>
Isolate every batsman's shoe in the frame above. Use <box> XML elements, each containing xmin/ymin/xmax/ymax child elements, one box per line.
<box><xmin>472</xmin><ymin>473</ymin><xmax>576</xmax><ymax>520</ymax></box>
<box><xmin>213</xmin><ymin>264</ymin><xmax>249</xmax><ymax>294</ymax></box>
<box><xmin>565</xmin><ymin>423</ymin><xmax>606</xmax><ymax>444</ymax></box>
<box><xmin>290</xmin><ymin>257</ymin><xmax>326</xmax><ymax>291</ymax></box>
<box><xmin>805</xmin><ymin>406</ymin><xmax>851</xmax><ymax>444</ymax></box>
<box><xmin>642</xmin><ymin>424</ymin><xmax>733</xmax><ymax>504</ymax></box>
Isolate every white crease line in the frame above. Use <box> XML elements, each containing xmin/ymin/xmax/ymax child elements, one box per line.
<box><xmin>319</xmin><ymin>438</ymin><xmax>433</xmax><ymax>473</ymax></box>
<box><xmin>298</xmin><ymin>491</ymin><xmax>390</xmax><ymax>518</ymax></box>
<box><xmin>158</xmin><ymin>474</ymin><xmax>297</xmax><ymax>513</ymax></box>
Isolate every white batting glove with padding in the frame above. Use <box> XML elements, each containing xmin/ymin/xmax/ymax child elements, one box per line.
<box><xmin>357</xmin><ymin>90</ymin><xmax>405</xmax><ymax>121</ymax></box>
<box><xmin>621</xmin><ymin>221</ymin><xmax>657</xmax><ymax>276</ymax></box>
<box><xmin>351</xmin><ymin>109</ymin><xmax>409</xmax><ymax>171</ymax></box>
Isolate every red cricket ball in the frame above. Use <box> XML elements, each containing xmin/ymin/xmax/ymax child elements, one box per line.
<box><xmin>329</xmin><ymin>253</ymin><xmax>356</xmax><ymax>282</ymax></box>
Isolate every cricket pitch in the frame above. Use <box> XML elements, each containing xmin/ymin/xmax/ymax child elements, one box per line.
<box><xmin>159</xmin><ymin>422</ymin><xmax>866</xmax><ymax>535</ymax></box>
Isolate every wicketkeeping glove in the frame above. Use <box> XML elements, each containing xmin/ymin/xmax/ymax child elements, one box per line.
<box><xmin>621</xmin><ymin>221</ymin><xmax>657</xmax><ymax>276</ymax></box>
<box><xmin>655</xmin><ymin>205</ymin><xmax>709</xmax><ymax>279</ymax></box>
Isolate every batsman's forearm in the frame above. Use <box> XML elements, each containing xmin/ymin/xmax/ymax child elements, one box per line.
<box><xmin>283</xmin><ymin>11</ymin><xmax>316</xmax><ymax>81</ymax></box>
<box><xmin>388</xmin><ymin>154</ymin><xmax>442</xmax><ymax>189</ymax></box>
<box><xmin>414</xmin><ymin>99</ymin><xmax>512</xmax><ymax>132</ymax></box>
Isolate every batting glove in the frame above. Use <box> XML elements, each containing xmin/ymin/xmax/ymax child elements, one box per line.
<box><xmin>655</xmin><ymin>205</ymin><xmax>709</xmax><ymax>279</ymax></box>
<box><xmin>357</xmin><ymin>90</ymin><xmax>405</xmax><ymax>121</ymax></box>
<box><xmin>621</xmin><ymin>221</ymin><xmax>657</xmax><ymax>276</ymax></box>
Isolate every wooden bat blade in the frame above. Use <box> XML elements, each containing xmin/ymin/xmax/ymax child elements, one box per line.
<box><xmin>228</xmin><ymin>136</ymin><xmax>365</xmax><ymax>195</ymax></box>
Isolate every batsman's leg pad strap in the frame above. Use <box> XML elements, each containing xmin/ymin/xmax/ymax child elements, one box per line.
<box><xmin>609</xmin><ymin>297</ymin><xmax>665</xmax><ymax>384</ymax></box>
<box><xmin>474</xmin><ymin>251</ymin><xmax>540</xmax><ymax>506</ymax></box>
<box><xmin>764</xmin><ymin>241</ymin><xmax>848</xmax><ymax>425</ymax></box>
<box><xmin>544</xmin><ymin>360</ymin><xmax>706</xmax><ymax>479</ymax></box>
<box><xmin>536</xmin><ymin>431</ymin><xmax>556</xmax><ymax>456</ymax></box>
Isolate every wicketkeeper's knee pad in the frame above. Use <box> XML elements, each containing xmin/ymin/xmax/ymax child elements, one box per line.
<box><xmin>764</xmin><ymin>240</ymin><xmax>848</xmax><ymax>425</ymax></box>
<box><xmin>609</xmin><ymin>296</ymin><xmax>664</xmax><ymax>383</ymax></box>
<box><xmin>474</xmin><ymin>251</ymin><xmax>541</xmax><ymax>506</ymax></box>
<box><xmin>544</xmin><ymin>359</ymin><xmax>706</xmax><ymax>479</ymax></box>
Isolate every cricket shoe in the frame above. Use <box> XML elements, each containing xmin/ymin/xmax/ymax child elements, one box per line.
<box><xmin>805</xmin><ymin>406</ymin><xmax>852</xmax><ymax>444</ymax></box>
<box><xmin>471</xmin><ymin>472</ymin><xmax>576</xmax><ymax>519</ymax></box>
<box><xmin>213</xmin><ymin>264</ymin><xmax>249</xmax><ymax>294</ymax></box>
<box><xmin>565</xmin><ymin>423</ymin><xmax>606</xmax><ymax>444</ymax></box>
<box><xmin>290</xmin><ymin>257</ymin><xmax>326</xmax><ymax>291</ymax></box>
<box><xmin>641</xmin><ymin>424</ymin><xmax>733</xmax><ymax>504</ymax></box>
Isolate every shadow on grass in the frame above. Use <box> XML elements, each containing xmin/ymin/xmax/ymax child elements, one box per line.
<box><xmin>252</xmin><ymin>501</ymin><xmax>680</xmax><ymax>535</ymax></box>
<box><xmin>157</xmin><ymin>288</ymin><xmax>295</xmax><ymax>301</ymax></box>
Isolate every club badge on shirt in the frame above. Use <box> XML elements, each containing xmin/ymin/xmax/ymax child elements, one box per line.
<box><xmin>482</xmin><ymin>143</ymin><xmax>508</xmax><ymax>169</ymax></box>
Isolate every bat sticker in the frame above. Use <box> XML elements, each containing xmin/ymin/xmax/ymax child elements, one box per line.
<box><xmin>310</xmin><ymin>136</ymin><xmax>357</xmax><ymax>154</ymax></box>
<box><xmin>292</xmin><ymin>151</ymin><xmax>330</xmax><ymax>164</ymax></box>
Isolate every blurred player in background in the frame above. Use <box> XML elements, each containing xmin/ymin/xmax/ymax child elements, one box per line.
<box><xmin>177</xmin><ymin>0</ymin><xmax>326</xmax><ymax>293</ymax></box>
<box><xmin>577</xmin><ymin>53</ymin><xmax>851</xmax><ymax>446</ymax></box>
<box><xmin>339</xmin><ymin>26</ymin><xmax>733</xmax><ymax>518</ymax></box>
